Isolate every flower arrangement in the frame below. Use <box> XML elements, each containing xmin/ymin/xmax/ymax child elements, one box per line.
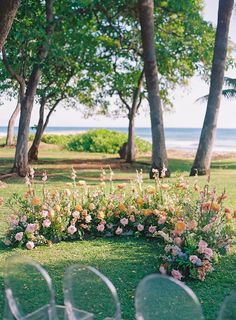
<box><xmin>3</xmin><ymin>167</ymin><xmax>235</xmax><ymax>281</ymax></box>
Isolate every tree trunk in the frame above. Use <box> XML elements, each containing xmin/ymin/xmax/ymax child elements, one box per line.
<box><xmin>28</xmin><ymin>97</ymin><xmax>60</xmax><ymax>162</ymax></box>
<box><xmin>5</xmin><ymin>94</ymin><xmax>20</xmax><ymax>146</ymax></box>
<box><xmin>126</xmin><ymin>111</ymin><xmax>136</xmax><ymax>163</ymax></box>
<box><xmin>190</xmin><ymin>0</ymin><xmax>234</xmax><ymax>176</ymax></box>
<box><xmin>126</xmin><ymin>70</ymin><xmax>144</xmax><ymax>163</ymax></box>
<box><xmin>0</xmin><ymin>0</ymin><xmax>20</xmax><ymax>51</ymax></box>
<box><xmin>28</xmin><ymin>101</ymin><xmax>46</xmax><ymax>162</ymax></box>
<box><xmin>12</xmin><ymin>67</ymin><xmax>42</xmax><ymax>176</ymax></box>
<box><xmin>138</xmin><ymin>0</ymin><xmax>169</xmax><ymax>178</ymax></box>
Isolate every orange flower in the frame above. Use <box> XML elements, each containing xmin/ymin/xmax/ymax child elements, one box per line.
<box><xmin>225</xmin><ymin>213</ymin><xmax>232</xmax><ymax>221</ymax></box>
<box><xmin>146</xmin><ymin>186</ymin><xmax>156</xmax><ymax>195</ymax></box>
<box><xmin>177</xmin><ymin>182</ymin><xmax>188</xmax><ymax>190</ymax></box>
<box><xmin>136</xmin><ymin>197</ymin><xmax>144</xmax><ymax>206</ymax></box>
<box><xmin>75</xmin><ymin>204</ymin><xmax>83</xmax><ymax>212</ymax></box>
<box><xmin>234</xmin><ymin>209</ymin><xmax>236</xmax><ymax>218</ymax></box>
<box><xmin>48</xmin><ymin>209</ymin><xmax>55</xmax><ymax>219</ymax></box>
<box><xmin>54</xmin><ymin>204</ymin><xmax>61</xmax><ymax>212</ymax></box>
<box><xmin>224</xmin><ymin>207</ymin><xmax>231</xmax><ymax>213</ymax></box>
<box><xmin>160</xmin><ymin>183</ymin><xmax>170</xmax><ymax>190</ymax></box>
<box><xmin>175</xmin><ymin>221</ymin><xmax>186</xmax><ymax>234</ymax></box>
<box><xmin>0</xmin><ymin>197</ymin><xmax>3</xmax><ymax>206</ymax></box>
<box><xmin>97</xmin><ymin>210</ymin><xmax>105</xmax><ymax>220</ymax></box>
<box><xmin>143</xmin><ymin>209</ymin><xmax>153</xmax><ymax>216</ymax></box>
<box><xmin>201</xmin><ymin>202</ymin><xmax>211</xmax><ymax>211</ymax></box>
<box><xmin>211</xmin><ymin>202</ymin><xmax>220</xmax><ymax>212</ymax></box>
<box><xmin>153</xmin><ymin>209</ymin><xmax>160</xmax><ymax>216</ymax></box>
<box><xmin>31</xmin><ymin>197</ymin><xmax>41</xmax><ymax>206</ymax></box>
<box><xmin>118</xmin><ymin>203</ymin><xmax>126</xmax><ymax>211</ymax></box>
<box><xmin>117</xmin><ymin>183</ymin><xmax>127</xmax><ymax>189</ymax></box>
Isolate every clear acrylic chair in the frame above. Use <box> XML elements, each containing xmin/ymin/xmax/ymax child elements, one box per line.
<box><xmin>63</xmin><ymin>265</ymin><xmax>121</xmax><ymax>320</ymax></box>
<box><xmin>135</xmin><ymin>274</ymin><xmax>204</xmax><ymax>320</ymax></box>
<box><xmin>3</xmin><ymin>255</ymin><xmax>57</xmax><ymax>320</ymax></box>
<box><xmin>218</xmin><ymin>289</ymin><xmax>236</xmax><ymax>319</ymax></box>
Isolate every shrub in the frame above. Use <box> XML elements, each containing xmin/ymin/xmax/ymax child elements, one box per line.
<box><xmin>41</xmin><ymin>134</ymin><xmax>74</xmax><ymax>146</ymax></box>
<box><xmin>66</xmin><ymin>129</ymin><xmax>151</xmax><ymax>154</ymax></box>
<box><xmin>3</xmin><ymin>169</ymin><xmax>235</xmax><ymax>282</ymax></box>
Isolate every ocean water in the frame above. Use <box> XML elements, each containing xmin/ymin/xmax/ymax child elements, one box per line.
<box><xmin>0</xmin><ymin>127</ymin><xmax>235</xmax><ymax>152</ymax></box>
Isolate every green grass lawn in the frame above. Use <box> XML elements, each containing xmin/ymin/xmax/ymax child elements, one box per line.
<box><xmin>0</xmin><ymin>145</ymin><xmax>236</xmax><ymax>319</ymax></box>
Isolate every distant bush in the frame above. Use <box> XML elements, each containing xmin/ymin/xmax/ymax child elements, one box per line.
<box><xmin>66</xmin><ymin>129</ymin><xmax>151</xmax><ymax>154</ymax></box>
<box><xmin>41</xmin><ymin>134</ymin><xmax>73</xmax><ymax>146</ymax></box>
<box><xmin>39</xmin><ymin>130</ymin><xmax>151</xmax><ymax>154</ymax></box>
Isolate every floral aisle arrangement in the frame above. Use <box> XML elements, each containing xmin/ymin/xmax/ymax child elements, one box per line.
<box><xmin>2</xmin><ymin>167</ymin><xmax>235</xmax><ymax>281</ymax></box>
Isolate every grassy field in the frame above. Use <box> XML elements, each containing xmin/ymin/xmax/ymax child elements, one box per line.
<box><xmin>0</xmin><ymin>145</ymin><xmax>236</xmax><ymax>319</ymax></box>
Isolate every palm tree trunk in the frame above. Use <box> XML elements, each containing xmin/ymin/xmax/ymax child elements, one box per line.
<box><xmin>190</xmin><ymin>0</ymin><xmax>234</xmax><ymax>176</ymax></box>
<box><xmin>0</xmin><ymin>0</ymin><xmax>20</xmax><ymax>51</ymax></box>
<box><xmin>138</xmin><ymin>0</ymin><xmax>169</xmax><ymax>178</ymax></box>
<box><xmin>5</xmin><ymin>94</ymin><xmax>20</xmax><ymax>146</ymax></box>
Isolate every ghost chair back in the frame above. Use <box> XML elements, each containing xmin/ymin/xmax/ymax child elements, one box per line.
<box><xmin>63</xmin><ymin>265</ymin><xmax>121</xmax><ymax>320</ymax></box>
<box><xmin>135</xmin><ymin>274</ymin><xmax>204</xmax><ymax>320</ymax></box>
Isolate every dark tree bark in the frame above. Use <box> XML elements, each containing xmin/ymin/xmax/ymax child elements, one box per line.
<box><xmin>5</xmin><ymin>94</ymin><xmax>20</xmax><ymax>146</ymax></box>
<box><xmin>190</xmin><ymin>0</ymin><xmax>234</xmax><ymax>176</ymax></box>
<box><xmin>10</xmin><ymin>0</ymin><xmax>54</xmax><ymax>176</ymax></box>
<box><xmin>138</xmin><ymin>0</ymin><xmax>169</xmax><ymax>178</ymax></box>
<box><xmin>28</xmin><ymin>98</ymin><xmax>60</xmax><ymax>162</ymax></box>
<box><xmin>126</xmin><ymin>70</ymin><xmax>144</xmax><ymax>163</ymax></box>
<box><xmin>0</xmin><ymin>0</ymin><xmax>20</xmax><ymax>51</ymax></box>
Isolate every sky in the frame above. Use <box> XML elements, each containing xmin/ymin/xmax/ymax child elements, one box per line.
<box><xmin>1</xmin><ymin>1</ymin><xmax>236</xmax><ymax>129</ymax></box>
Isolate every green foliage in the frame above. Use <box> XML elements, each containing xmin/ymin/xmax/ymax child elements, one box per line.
<box><xmin>41</xmin><ymin>134</ymin><xmax>73</xmax><ymax>146</ymax></box>
<box><xmin>66</xmin><ymin>129</ymin><xmax>151</xmax><ymax>154</ymax></box>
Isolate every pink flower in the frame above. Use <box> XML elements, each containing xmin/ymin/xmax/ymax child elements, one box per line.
<box><xmin>204</xmin><ymin>247</ymin><xmax>213</xmax><ymax>259</ymax></box>
<box><xmin>11</xmin><ymin>218</ymin><xmax>19</xmax><ymax>226</ymax></box>
<box><xmin>20</xmin><ymin>215</ymin><xmax>27</xmax><ymax>223</ymax></box>
<box><xmin>203</xmin><ymin>224</ymin><xmax>212</xmax><ymax>232</ymax></box>
<box><xmin>100</xmin><ymin>220</ymin><xmax>106</xmax><ymax>225</ymax></box>
<box><xmin>137</xmin><ymin>224</ymin><xmax>144</xmax><ymax>232</ymax></box>
<box><xmin>189</xmin><ymin>255</ymin><xmax>198</xmax><ymax>264</ymax></box>
<box><xmin>130</xmin><ymin>215</ymin><xmax>135</xmax><ymax>223</ymax></box>
<box><xmin>15</xmin><ymin>232</ymin><xmax>23</xmax><ymax>241</ymax></box>
<box><xmin>210</xmin><ymin>216</ymin><xmax>217</xmax><ymax>223</ymax></box>
<box><xmin>41</xmin><ymin>210</ymin><xmax>48</xmax><ymax>218</ymax></box>
<box><xmin>158</xmin><ymin>216</ymin><xmax>166</xmax><ymax>224</ymax></box>
<box><xmin>159</xmin><ymin>265</ymin><xmax>167</xmax><ymax>275</ymax></box>
<box><xmin>26</xmin><ymin>241</ymin><xmax>35</xmax><ymax>250</ymax></box>
<box><xmin>187</xmin><ymin>220</ymin><xmax>198</xmax><ymax>231</ymax></box>
<box><xmin>42</xmin><ymin>219</ymin><xmax>51</xmax><ymax>228</ymax></box>
<box><xmin>171</xmin><ymin>269</ymin><xmax>183</xmax><ymax>281</ymax></box>
<box><xmin>174</xmin><ymin>237</ymin><xmax>183</xmax><ymax>246</ymax></box>
<box><xmin>148</xmin><ymin>225</ymin><xmax>157</xmax><ymax>234</ymax></box>
<box><xmin>67</xmin><ymin>225</ymin><xmax>77</xmax><ymax>235</ymax></box>
<box><xmin>72</xmin><ymin>211</ymin><xmax>80</xmax><ymax>219</ymax></box>
<box><xmin>97</xmin><ymin>224</ymin><xmax>105</xmax><ymax>232</ymax></box>
<box><xmin>115</xmin><ymin>227</ymin><xmax>123</xmax><ymax>235</ymax></box>
<box><xmin>85</xmin><ymin>215</ymin><xmax>92</xmax><ymax>223</ymax></box>
<box><xmin>198</xmin><ymin>240</ymin><xmax>208</xmax><ymax>253</ymax></box>
<box><xmin>26</xmin><ymin>223</ymin><xmax>36</xmax><ymax>233</ymax></box>
<box><xmin>120</xmin><ymin>218</ymin><xmax>129</xmax><ymax>226</ymax></box>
